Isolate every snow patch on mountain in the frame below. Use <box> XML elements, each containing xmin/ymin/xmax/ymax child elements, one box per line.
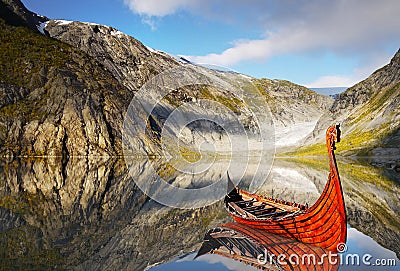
<box><xmin>110</xmin><ymin>29</ymin><xmax>124</xmax><ymax>37</ymax></box>
<box><xmin>275</xmin><ymin>121</ymin><xmax>319</xmax><ymax>147</ymax></box>
<box><xmin>54</xmin><ymin>19</ymin><xmax>74</xmax><ymax>25</ymax></box>
<box><xmin>36</xmin><ymin>21</ymin><xmax>48</xmax><ymax>34</ymax></box>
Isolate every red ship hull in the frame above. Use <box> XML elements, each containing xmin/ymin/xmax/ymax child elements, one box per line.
<box><xmin>225</xmin><ymin>125</ymin><xmax>346</xmax><ymax>252</ymax></box>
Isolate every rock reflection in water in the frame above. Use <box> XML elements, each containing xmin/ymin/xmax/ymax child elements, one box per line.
<box><xmin>0</xmin><ymin>156</ymin><xmax>399</xmax><ymax>270</ymax></box>
<box><xmin>125</xmin><ymin>155</ymin><xmax>271</xmax><ymax>209</ymax></box>
<box><xmin>0</xmin><ymin>158</ymin><xmax>229</xmax><ymax>270</ymax></box>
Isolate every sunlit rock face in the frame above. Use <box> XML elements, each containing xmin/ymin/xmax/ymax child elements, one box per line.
<box><xmin>307</xmin><ymin>50</ymin><xmax>400</xmax><ymax>157</ymax></box>
<box><xmin>45</xmin><ymin>20</ymin><xmax>179</xmax><ymax>92</ymax></box>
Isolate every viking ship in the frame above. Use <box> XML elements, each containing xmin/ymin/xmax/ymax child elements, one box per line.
<box><xmin>224</xmin><ymin>125</ymin><xmax>346</xmax><ymax>252</ymax></box>
<box><xmin>196</xmin><ymin>222</ymin><xmax>340</xmax><ymax>271</ymax></box>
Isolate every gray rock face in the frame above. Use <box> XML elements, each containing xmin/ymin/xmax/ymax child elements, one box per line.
<box><xmin>45</xmin><ymin>20</ymin><xmax>179</xmax><ymax>92</ymax></box>
<box><xmin>255</xmin><ymin>79</ymin><xmax>334</xmax><ymax>150</ymax></box>
<box><xmin>0</xmin><ymin>44</ymin><xmax>131</xmax><ymax>157</ymax></box>
<box><xmin>331</xmin><ymin>49</ymin><xmax>400</xmax><ymax>117</ymax></box>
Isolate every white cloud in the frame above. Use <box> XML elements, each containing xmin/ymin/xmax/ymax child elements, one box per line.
<box><xmin>188</xmin><ymin>28</ymin><xmax>313</xmax><ymax>66</ymax></box>
<box><xmin>306</xmin><ymin>50</ymin><xmax>395</xmax><ymax>88</ymax></box>
<box><xmin>125</xmin><ymin>0</ymin><xmax>400</xmax><ymax>84</ymax></box>
<box><xmin>123</xmin><ymin>0</ymin><xmax>200</xmax><ymax>17</ymax></box>
<box><xmin>305</xmin><ymin>75</ymin><xmax>358</xmax><ymax>88</ymax></box>
<box><xmin>186</xmin><ymin>1</ymin><xmax>400</xmax><ymax>65</ymax></box>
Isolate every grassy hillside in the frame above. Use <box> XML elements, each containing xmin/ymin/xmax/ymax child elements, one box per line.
<box><xmin>283</xmin><ymin>51</ymin><xmax>400</xmax><ymax>157</ymax></box>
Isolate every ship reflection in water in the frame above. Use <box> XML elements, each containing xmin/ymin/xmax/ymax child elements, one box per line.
<box><xmin>150</xmin><ymin>224</ymin><xmax>399</xmax><ymax>271</ymax></box>
<box><xmin>196</xmin><ymin>222</ymin><xmax>339</xmax><ymax>271</ymax></box>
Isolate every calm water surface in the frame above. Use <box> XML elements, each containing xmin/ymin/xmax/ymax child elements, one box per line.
<box><xmin>149</xmin><ymin>226</ymin><xmax>399</xmax><ymax>271</ymax></box>
<box><xmin>0</xmin><ymin>156</ymin><xmax>398</xmax><ymax>270</ymax></box>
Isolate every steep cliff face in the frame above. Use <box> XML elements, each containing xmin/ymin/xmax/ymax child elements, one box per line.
<box><xmin>331</xmin><ymin>50</ymin><xmax>400</xmax><ymax>117</ymax></box>
<box><xmin>0</xmin><ymin>16</ymin><xmax>132</xmax><ymax>157</ymax></box>
<box><xmin>44</xmin><ymin>20</ymin><xmax>179</xmax><ymax>92</ymax></box>
<box><xmin>0</xmin><ymin>0</ymin><xmax>189</xmax><ymax>159</ymax></box>
<box><xmin>337</xmin><ymin>50</ymin><xmax>400</xmax><ymax>158</ymax></box>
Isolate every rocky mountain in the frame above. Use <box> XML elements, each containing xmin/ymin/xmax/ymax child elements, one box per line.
<box><xmin>0</xmin><ymin>18</ymin><xmax>129</xmax><ymax>158</ymax></box>
<box><xmin>42</xmin><ymin>19</ymin><xmax>334</xmax><ymax>154</ymax></box>
<box><xmin>297</xmin><ymin>49</ymin><xmax>400</xmax><ymax>159</ymax></box>
<box><xmin>0</xmin><ymin>0</ymin><xmax>333</xmax><ymax>160</ymax></box>
<box><xmin>333</xmin><ymin>49</ymin><xmax>400</xmax><ymax>157</ymax></box>
<box><xmin>0</xmin><ymin>0</ymin><xmax>47</xmax><ymax>31</ymax></box>
<box><xmin>254</xmin><ymin>78</ymin><xmax>333</xmax><ymax>150</ymax></box>
<box><xmin>0</xmin><ymin>0</ymin><xmax>182</xmax><ymax>159</ymax></box>
<box><xmin>44</xmin><ymin>20</ymin><xmax>179</xmax><ymax>93</ymax></box>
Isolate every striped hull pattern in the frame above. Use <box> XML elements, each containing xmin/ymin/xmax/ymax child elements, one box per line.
<box><xmin>198</xmin><ymin>222</ymin><xmax>340</xmax><ymax>271</ymax></box>
<box><xmin>225</xmin><ymin>125</ymin><xmax>346</xmax><ymax>252</ymax></box>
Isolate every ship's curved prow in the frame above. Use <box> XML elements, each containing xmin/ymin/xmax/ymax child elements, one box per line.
<box><xmin>224</xmin><ymin>125</ymin><xmax>347</xmax><ymax>252</ymax></box>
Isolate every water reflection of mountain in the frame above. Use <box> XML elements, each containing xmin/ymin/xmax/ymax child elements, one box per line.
<box><xmin>0</xmin><ymin>158</ymin><xmax>229</xmax><ymax>270</ymax></box>
<box><xmin>0</xmin><ymin>156</ymin><xmax>399</xmax><ymax>270</ymax></box>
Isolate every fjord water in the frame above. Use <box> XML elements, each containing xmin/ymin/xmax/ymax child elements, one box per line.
<box><xmin>0</xmin><ymin>157</ymin><xmax>398</xmax><ymax>270</ymax></box>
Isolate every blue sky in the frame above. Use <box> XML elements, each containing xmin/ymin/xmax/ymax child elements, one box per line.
<box><xmin>23</xmin><ymin>0</ymin><xmax>400</xmax><ymax>88</ymax></box>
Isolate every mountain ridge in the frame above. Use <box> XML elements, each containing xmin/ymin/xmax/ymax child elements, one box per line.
<box><xmin>1</xmin><ymin>0</ymin><xmax>399</xmax><ymax>161</ymax></box>
<box><xmin>0</xmin><ymin>0</ymin><xmax>334</xmax><ymax>159</ymax></box>
<box><xmin>0</xmin><ymin>0</ymin><xmax>47</xmax><ymax>31</ymax></box>
<box><xmin>296</xmin><ymin>49</ymin><xmax>400</xmax><ymax>159</ymax></box>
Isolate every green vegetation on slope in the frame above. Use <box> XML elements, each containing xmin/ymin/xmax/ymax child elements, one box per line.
<box><xmin>0</xmin><ymin>18</ymin><xmax>69</xmax><ymax>88</ymax></box>
<box><xmin>163</xmin><ymin>84</ymin><xmax>245</xmax><ymax>114</ymax></box>
<box><xmin>283</xmin><ymin>124</ymin><xmax>397</xmax><ymax>157</ymax></box>
<box><xmin>347</xmin><ymin>82</ymin><xmax>400</xmax><ymax>126</ymax></box>
<box><xmin>0</xmin><ymin>226</ymin><xmax>64</xmax><ymax>271</ymax></box>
